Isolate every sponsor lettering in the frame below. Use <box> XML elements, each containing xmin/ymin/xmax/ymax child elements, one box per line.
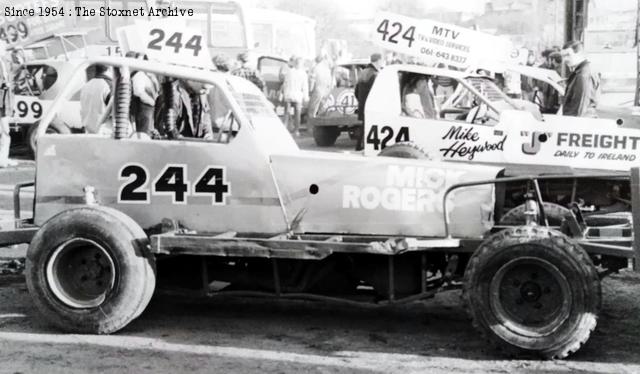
<box><xmin>557</xmin><ymin>132</ymin><xmax>640</xmax><ymax>150</ymax></box>
<box><xmin>522</xmin><ymin>131</ymin><xmax>550</xmax><ymax>155</ymax></box>
<box><xmin>439</xmin><ymin>125</ymin><xmax>506</xmax><ymax>160</ymax></box>
<box><xmin>553</xmin><ymin>150</ymin><xmax>579</xmax><ymax>158</ymax></box>
<box><xmin>597</xmin><ymin>153</ymin><xmax>636</xmax><ymax>161</ymax></box>
<box><xmin>342</xmin><ymin>165</ymin><xmax>465</xmax><ymax>213</ymax></box>
<box><xmin>432</xmin><ymin>26</ymin><xmax>459</xmax><ymax>40</ymax></box>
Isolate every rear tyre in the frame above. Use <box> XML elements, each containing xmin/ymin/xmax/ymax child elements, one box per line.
<box><xmin>312</xmin><ymin>126</ymin><xmax>340</xmax><ymax>146</ymax></box>
<box><xmin>499</xmin><ymin>202</ymin><xmax>570</xmax><ymax>226</ymax></box>
<box><xmin>27</xmin><ymin>120</ymin><xmax>71</xmax><ymax>158</ymax></box>
<box><xmin>378</xmin><ymin>142</ymin><xmax>432</xmax><ymax>159</ymax></box>
<box><xmin>463</xmin><ymin>226</ymin><xmax>600</xmax><ymax>359</ymax></box>
<box><xmin>26</xmin><ymin>206</ymin><xmax>156</xmax><ymax>334</ymax></box>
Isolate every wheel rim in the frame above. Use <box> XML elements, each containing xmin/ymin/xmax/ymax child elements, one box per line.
<box><xmin>46</xmin><ymin>238</ymin><xmax>116</xmax><ymax>309</ymax></box>
<box><xmin>490</xmin><ymin>256</ymin><xmax>572</xmax><ymax>337</ymax></box>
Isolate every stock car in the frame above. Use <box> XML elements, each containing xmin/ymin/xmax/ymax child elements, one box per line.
<box><xmin>11</xmin><ymin>58</ymin><xmax>86</xmax><ymax>156</ymax></box>
<box><xmin>363</xmin><ymin>63</ymin><xmax>640</xmax><ymax>223</ymax></box>
<box><xmin>307</xmin><ymin>59</ymin><xmax>368</xmax><ymax>146</ymax></box>
<box><xmin>11</xmin><ymin>55</ymin><xmax>639</xmax><ymax>361</ymax></box>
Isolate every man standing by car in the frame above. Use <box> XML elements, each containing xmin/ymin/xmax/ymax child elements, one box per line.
<box><xmin>80</xmin><ymin>64</ymin><xmax>113</xmax><ymax>135</ymax></box>
<box><xmin>308</xmin><ymin>55</ymin><xmax>334</xmax><ymax>118</ymax></box>
<box><xmin>560</xmin><ymin>41</ymin><xmax>600</xmax><ymax>117</ymax></box>
<box><xmin>354</xmin><ymin>53</ymin><xmax>384</xmax><ymax>150</ymax></box>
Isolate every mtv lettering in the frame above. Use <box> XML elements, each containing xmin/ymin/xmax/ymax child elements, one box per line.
<box><xmin>342</xmin><ymin>165</ymin><xmax>465</xmax><ymax>212</ymax></box>
<box><xmin>432</xmin><ymin>26</ymin><xmax>460</xmax><ymax>40</ymax></box>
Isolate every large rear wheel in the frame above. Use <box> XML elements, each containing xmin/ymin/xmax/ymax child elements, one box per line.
<box><xmin>463</xmin><ymin>226</ymin><xmax>600</xmax><ymax>359</ymax></box>
<box><xmin>26</xmin><ymin>206</ymin><xmax>156</xmax><ymax>333</ymax></box>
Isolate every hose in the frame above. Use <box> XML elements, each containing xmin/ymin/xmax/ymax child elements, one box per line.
<box><xmin>113</xmin><ymin>66</ymin><xmax>132</xmax><ymax>139</ymax></box>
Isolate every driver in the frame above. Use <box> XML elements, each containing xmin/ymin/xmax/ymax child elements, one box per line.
<box><xmin>401</xmin><ymin>73</ymin><xmax>437</xmax><ymax>119</ymax></box>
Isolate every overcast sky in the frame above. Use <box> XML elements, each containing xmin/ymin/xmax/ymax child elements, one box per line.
<box><xmin>250</xmin><ymin>0</ymin><xmax>489</xmax><ymax>14</ymax></box>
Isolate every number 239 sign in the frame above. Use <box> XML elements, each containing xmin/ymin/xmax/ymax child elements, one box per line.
<box><xmin>116</xmin><ymin>20</ymin><xmax>213</xmax><ymax>69</ymax></box>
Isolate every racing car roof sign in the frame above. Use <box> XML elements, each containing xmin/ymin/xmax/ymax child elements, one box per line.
<box><xmin>372</xmin><ymin>11</ymin><xmax>511</xmax><ymax>69</ymax></box>
<box><xmin>116</xmin><ymin>20</ymin><xmax>214</xmax><ymax>69</ymax></box>
<box><xmin>1</xmin><ymin>0</ymin><xmax>67</xmax><ymax>47</ymax></box>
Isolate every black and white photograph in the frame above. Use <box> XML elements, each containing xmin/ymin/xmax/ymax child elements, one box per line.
<box><xmin>0</xmin><ymin>0</ymin><xmax>639</xmax><ymax>372</ymax></box>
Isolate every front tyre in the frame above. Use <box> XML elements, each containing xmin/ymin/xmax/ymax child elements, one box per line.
<box><xmin>26</xmin><ymin>206</ymin><xmax>156</xmax><ymax>334</ymax></box>
<box><xmin>463</xmin><ymin>226</ymin><xmax>600</xmax><ymax>359</ymax></box>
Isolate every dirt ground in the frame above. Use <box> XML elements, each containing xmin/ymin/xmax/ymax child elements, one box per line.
<box><xmin>1</xmin><ymin>257</ymin><xmax>640</xmax><ymax>374</ymax></box>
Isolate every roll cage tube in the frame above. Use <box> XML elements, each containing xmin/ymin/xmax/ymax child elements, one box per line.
<box><xmin>454</xmin><ymin>77</ymin><xmax>518</xmax><ymax>114</ymax></box>
<box><xmin>35</xmin><ymin>57</ymin><xmax>251</xmax><ymax>140</ymax></box>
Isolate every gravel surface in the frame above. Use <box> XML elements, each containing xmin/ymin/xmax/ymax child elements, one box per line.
<box><xmin>0</xmin><ymin>269</ymin><xmax>639</xmax><ymax>373</ymax></box>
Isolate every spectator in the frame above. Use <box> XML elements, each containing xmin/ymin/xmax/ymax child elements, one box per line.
<box><xmin>0</xmin><ymin>54</ymin><xmax>15</xmax><ymax>167</ymax></box>
<box><xmin>130</xmin><ymin>54</ymin><xmax>160</xmax><ymax>136</ymax></box>
<box><xmin>231</xmin><ymin>52</ymin><xmax>265</xmax><ymax>92</ymax></box>
<box><xmin>308</xmin><ymin>55</ymin><xmax>334</xmax><ymax>118</ymax></box>
<box><xmin>282</xmin><ymin>57</ymin><xmax>308</xmax><ymax>136</ymax></box>
<box><xmin>521</xmin><ymin>49</ymin><xmax>538</xmax><ymax>100</ymax></box>
<box><xmin>212</xmin><ymin>55</ymin><xmax>231</xmax><ymax>73</ymax></box>
<box><xmin>354</xmin><ymin>53</ymin><xmax>384</xmax><ymax>150</ymax></box>
<box><xmin>80</xmin><ymin>64</ymin><xmax>113</xmax><ymax>135</ymax></box>
<box><xmin>560</xmin><ymin>40</ymin><xmax>600</xmax><ymax>117</ymax></box>
<box><xmin>386</xmin><ymin>52</ymin><xmax>403</xmax><ymax>65</ymax></box>
<box><xmin>541</xmin><ymin>51</ymin><xmax>563</xmax><ymax>113</ymax></box>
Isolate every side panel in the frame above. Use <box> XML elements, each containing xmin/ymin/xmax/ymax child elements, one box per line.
<box><xmin>34</xmin><ymin>134</ymin><xmax>288</xmax><ymax>234</ymax></box>
<box><xmin>271</xmin><ymin>152</ymin><xmax>498</xmax><ymax>238</ymax></box>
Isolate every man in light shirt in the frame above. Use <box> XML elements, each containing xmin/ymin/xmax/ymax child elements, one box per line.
<box><xmin>80</xmin><ymin>64</ymin><xmax>113</xmax><ymax>135</ymax></box>
<box><xmin>282</xmin><ymin>57</ymin><xmax>309</xmax><ymax>136</ymax></box>
<box><xmin>131</xmin><ymin>57</ymin><xmax>160</xmax><ymax>136</ymax></box>
<box><xmin>308</xmin><ymin>55</ymin><xmax>334</xmax><ymax>118</ymax></box>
